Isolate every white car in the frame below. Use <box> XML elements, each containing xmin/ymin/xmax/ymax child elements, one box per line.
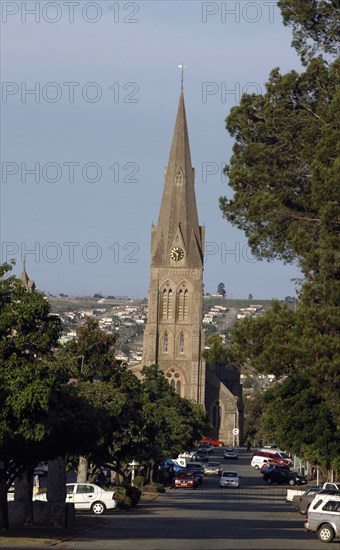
<box><xmin>34</xmin><ymin>483</ymin><xmax>117</xmax><ymax>515</ymax></box>
<box><xmin>220</xmin><ymin>471</ymin><xmax>240</xmax><ymax>488</ymax></box>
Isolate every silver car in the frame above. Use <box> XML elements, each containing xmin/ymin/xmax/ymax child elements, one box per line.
<box><xmin>220</xmin><ymin>471</ymin><xmax>240</xmax><ymax>488</ymax></box>
<box><xmin>203</xmin><ymin>462</ymin><xmax>222</xmax><ymax>476</ymax></box>
<box><xmin>305</xmin><ymin>494</ymin><xmax>340</xmax><ymax>543</ymax></box>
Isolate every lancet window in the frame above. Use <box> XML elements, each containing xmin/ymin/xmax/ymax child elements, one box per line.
<box><xmin>212</xmin><ymin>402</ymin><xmax>222</xmax><ymax>429</ymax></box>
<box><xmin>161</xmin><ymin>286</ymin><xmax>173</xmax><ymax>320</ymax></box>
<box><xmin>177</xmin><ymin>287</ymin><xmax>188</xmax><ymax>320</ymax></box>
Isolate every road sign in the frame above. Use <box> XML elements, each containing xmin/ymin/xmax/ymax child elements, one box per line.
<box><xmin>232</xmin><ymin>428</ymin><xmax>239</xmax><ymax>435</ymax></box>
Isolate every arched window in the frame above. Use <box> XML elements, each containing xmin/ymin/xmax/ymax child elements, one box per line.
<box><xmin>175</xmin><ymin>168</ymin><xmax>184</xmax><ymax>186</ymax></box>
<box><xmin>179</xmin><ymin>333</ymin><xmax>185</xmax><ymax>353</ymax></box>
<box><xmin>212</xmin><ymin>403</ymin><xmax>222</xmax><ymax>429</ymax></box>
<box><xmin>165</xmin><ymin>368</ymin><xmax>183</xmax><ymax>396</ymax></box>
<box><xmin>177</xmin><ymin>287</ymin><xmax>188</xmax><ymax>321</ymax></box>
<box><xmin>163</xmin><ymin>333</ymin><xmax>169</xmax><ymax>353</ymax></box>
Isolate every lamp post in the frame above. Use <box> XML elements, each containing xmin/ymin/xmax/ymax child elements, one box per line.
<box><xmin>129</xmin><ymin>460</ymin><xmax>140</xmax><ymax>485</ymax></box>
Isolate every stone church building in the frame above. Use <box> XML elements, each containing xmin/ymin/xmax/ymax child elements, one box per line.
<box><xmin>132</xmin><ymin>88</ymin><xmax>243</xmax><ymax>445</ymax></box>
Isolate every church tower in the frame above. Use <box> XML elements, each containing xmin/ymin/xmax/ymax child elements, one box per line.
<box><xmin>142</xmin><ymin>88</ymin><xmax>206</xmax><ymax>405</ymax></box>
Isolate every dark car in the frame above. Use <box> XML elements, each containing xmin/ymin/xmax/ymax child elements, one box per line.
<box><xmin>173</xmin><ymin>471</ymin><xmax>197</xmax><ymax>489</ymax></box>
<box><xmin>199</xmin><ymin>442</ymin><xmax>214</xmax><ymax>454</ymax></box>
<box><xmin>260</xmin><ymin>463</ymin><xmax>290</xmax><ymax>475</ymax></box>
<box><xmin>192</xmin><ymin>449</ymin><xmax>209</xmax><ymax>462</ymax></box>
<box><xmin>190</xmin><ymin>468</ymin><xmax>203</xmax><ymax>485</ymax></box>
<box><xmin>263</xmin><ymin>468</ymin><xmax>306</xmax><ymax>486</ymax></box>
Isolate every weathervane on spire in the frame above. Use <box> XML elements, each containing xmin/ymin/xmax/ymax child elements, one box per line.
<box><xmin>178</xmin><ymin>64</ymin><xmax>187</xmax><ymax>89</ymax></box>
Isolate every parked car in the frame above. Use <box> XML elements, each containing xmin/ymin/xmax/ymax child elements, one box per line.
<box><xmin>192</xmin><ymin>449</ymin><xmax>209</xmax><ymax>462</ymax></box>
<box><xmin>201</xmin><ymin>436</ymin><xmax>224</xmax><ymax>447</ymax></box>
<box><xmin>34</xmin><ymin>463</ymin><xmax>48</xmax><ymax>477</ymax></box>
<box><xmin>159</xmin><ymin>459</ymin><xmax>186</xmax><ymax>474</ymax></box>
<box><xmin>224</xmin><ymin>448</ymin><xmax>238</xmax><ymax>460</ymax></box>
<box><xmin>220</xmin><ymin>471</ymin><xmax>240</xmax><ymax>488</ymax></box>
<box><xmin>202</xmin><ymin>462</ymin><xmax>223</xmax><ymax>476</ymax></box>
<box><xmin>262</xmin><ymin>469</ymin><xmax>306</xmax><ymax>486</ymax></box>
<box><xmin>34</xmin><ymin>483</ymin><xmax>117</xmax><ymax>515</ymax></box>
<box><xmin>293</xmin><ymin>487</ymin><xmax>340</xmax><ymax>515</ymax></box>
<box><xmin>305</xmin><ymin>494</ymin><xmax>340</xmax><ymax>543</ymax></box>
<box><xmin>292</xmin><ymin>486</ymin><xmax>321</xmax><ymax>514</ymax></box>
<box><xmin>260</xmin><ymin>463</ymin><xmax>290</xmax><ymax>475</ymax></box>
<box><xmin>173</xmin><ymin>471</ymin><xmax>197</xmax><ymax>489</ymax></box>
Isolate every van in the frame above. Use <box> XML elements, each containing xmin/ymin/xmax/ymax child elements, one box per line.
<box><xmin>253</xmin><ymin>450</ymin><xmax>291</xmax><ymax>466</ymax></box>
<box><xmin>251</xmin><ymin>456</ymin><xmax>273</xmax><ymax>470</ymax></box>
<box><xmin>305</xmin><ymin>494</ymin><xmax>340</xmax><ymax>543</ymax></box>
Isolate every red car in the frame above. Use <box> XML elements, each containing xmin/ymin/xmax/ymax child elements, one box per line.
<box><xmin>173</xmin><ymin>471</ymin><xmax>197</xmax><ymax>489</ymax></box>
<box><xmin>201</xmin><ymin>436</ymin><xmax>224</xmax><ymax>447</ymax></box>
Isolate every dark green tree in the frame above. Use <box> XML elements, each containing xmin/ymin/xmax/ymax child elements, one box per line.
<box><xmin>139</xmin><ymin>365</ymin><xmax>209</xmax><ymax>480</ymax></box>
<box><xmin>219</xmin><ymin>0</ymin><xmax>340</xmax><ymax>470</ymax></box>
<box><xmin>0</xmin><ymin>263</ymin><xmax>61</xmax><ymax>528</ymax></box>
<box><xmin>262</xmin><ymin>374</ymin><xmax>340</xmax><ymax>471</ymax></box>
<box><xmin>278</xmin><ymin>0</ymin><xmax>340</xmax><ymax>63</ymax></box>
<box><xmin>59</xmin><ymin>317</ymin><xmax>117</xmax><ymax>382</ymax></box>
<box><xmin>202</xmin><ymin>334</ymin><xmax>229</xmax><ymax>370</ymax></box>
<box><xmin>217</xmin><ymin>282</ymin><xmax>226</xmax><ymax>298</ymax></box>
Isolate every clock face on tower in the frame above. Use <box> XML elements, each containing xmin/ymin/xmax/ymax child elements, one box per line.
<box><xmin>170</xmin><ymin>246</ymin><xmax>184</xmax><ymax>261</ymax></box>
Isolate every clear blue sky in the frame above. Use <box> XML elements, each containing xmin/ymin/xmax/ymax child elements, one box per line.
<box><xmin>1</xmin><ymin>1</ymin><xmax>303</xmax><ymax>299</ymax></box>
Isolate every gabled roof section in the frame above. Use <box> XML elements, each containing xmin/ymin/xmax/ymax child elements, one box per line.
<box><xmin>152</xmin><ymin>90</ymin><xmax>204</xmax><ymax>268</ymax></box>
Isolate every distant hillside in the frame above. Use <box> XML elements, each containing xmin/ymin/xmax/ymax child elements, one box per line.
<box><xmin>48</xmin><ymin>296</ymin><xmax>147</xmax><ymax>315</ymax></box>
<box><xmin>203</xmin><ymin>296</ymin><xmax>276</xmax><ymax>310</ymax></box>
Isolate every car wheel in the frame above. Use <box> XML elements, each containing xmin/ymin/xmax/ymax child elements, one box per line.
<box><xmin>254</xmin><ymin>465</ymin><xmax>259</xmax><ymax>470</ymax></box>
<box><xmin>218</xmin><ymin>443</ymin><xmax>223</xmax><ymax>447</ymax></box>
<box><xmin>288</xmin><ymin>479</ymin><xmax>296</xmax><ymax>486</ymax></box>
<box><xmin>318</xmin><ymin>524</ymin><xmax>335</xmax><ymax>543</ymax></box>
<box><xmin>91</xmin><ymin>501</ymin><xmax>106</xmax><ymax>515</ymax></box>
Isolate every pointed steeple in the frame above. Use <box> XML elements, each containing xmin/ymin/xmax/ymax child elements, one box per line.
<box><xmin>152</xmin><ymin>90</ymin><xmax>204</xmax><ymax>267</ymax></box>
<box><xmin>19</xmin><ymin>263</ymin><xmax>36</xmax><ymax>292</ymax></box>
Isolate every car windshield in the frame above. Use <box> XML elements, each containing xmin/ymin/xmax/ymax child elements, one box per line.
<box><xmin>222</xmin><ymin>472</ymin><xmax>237</xmax><ymax>478</ymax></box>
<box><xmin>208</xmin><ymin>463</ymin><xmax>220</xmax><ymax>467</ymax></box>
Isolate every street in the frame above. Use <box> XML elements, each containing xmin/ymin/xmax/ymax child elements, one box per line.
<box><xmin>44</xmin><ymin>449</ymin><xmax>329</xmax><ymax>550</ymax></box>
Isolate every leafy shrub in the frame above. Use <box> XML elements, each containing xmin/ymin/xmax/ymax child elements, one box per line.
<box><xmin>109</xmin><ymin>484</ymin><xmax>141</xmax><ymax>509</ymax></box>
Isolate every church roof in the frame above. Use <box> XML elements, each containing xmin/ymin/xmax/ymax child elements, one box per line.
<box><xmin>152</xmin><ymin>89</ymin><xmax>204</xmax><ymax>267</ymax></box>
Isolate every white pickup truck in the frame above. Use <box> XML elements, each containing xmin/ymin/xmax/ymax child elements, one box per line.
<box><xmin>286</xmin><ymin>482</ymin><xmax>340</xmax><ymax>502</ymax></box>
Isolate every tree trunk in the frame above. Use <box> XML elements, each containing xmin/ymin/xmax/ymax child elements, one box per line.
<box><xmin>47</xmin><ymin>457</ymin><xmax>66</xmax><ymax>527</ymax></box>
<box><xmin>14</xmin><ymin>470</ymin><xmax>34</xmax><ymax>525</ymax></box>
<box><xmin>0</xmin><ymin>479</ymin><xmax>9</xmax><ymax>530</ymax></box>
<box><xmin>77</xmin><ymin>456</ymin><xmax>88</xmax><ymax>483</ymax></box>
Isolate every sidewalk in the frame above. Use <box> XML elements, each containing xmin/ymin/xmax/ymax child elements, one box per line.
<box><xmin>0</xmin><ymin>493</ymin><xmax>160</xmax><ymax>548</ymax></box>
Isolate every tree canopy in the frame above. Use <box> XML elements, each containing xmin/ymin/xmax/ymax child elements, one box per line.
<box><xmin>278</xmin><ymin>0</ymin><xmax>340</xmax><ymax>63</ymax></box>
<box><xmin>220</xmin><ymin>1</ymin><xmax>340</xmax><ymax>469</ymax></box>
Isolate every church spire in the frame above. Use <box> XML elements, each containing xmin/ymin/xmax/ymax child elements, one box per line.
<box><xmin>19</xmin><ymin>262</ymin><xmax>36</xmax><ymax>292</ymax></box>
<box><xmin>151</xmin><ymin>89</ymin><xmax>204</xmax><ymax>267</ymax></box>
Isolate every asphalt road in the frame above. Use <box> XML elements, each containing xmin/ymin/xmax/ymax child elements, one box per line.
<box><xmin>40</xmin><ymin>449</ymin><xmax>330</xmax><ymax>550</ymax></box>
